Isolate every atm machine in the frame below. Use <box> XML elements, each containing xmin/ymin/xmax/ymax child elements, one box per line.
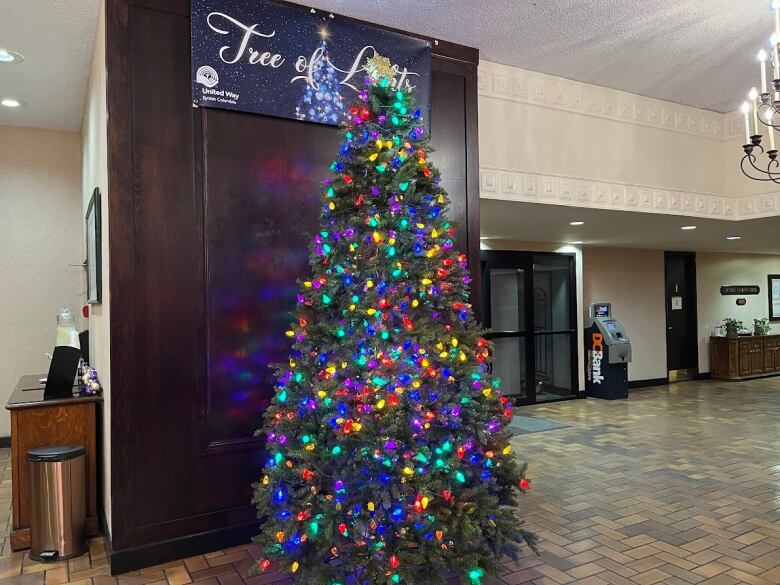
<box><xmin>585</xmin><ymin>303</ymin><xmax>632</xmax><ymax>399</ymax></box>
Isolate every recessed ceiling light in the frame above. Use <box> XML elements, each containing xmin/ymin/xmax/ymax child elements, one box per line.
<box><xmin>569</xmin><ymin>221</ymin><xmax>585</xmax><ymax>226</ymax></box>
<box><xmin>681</xmin><ymin>225</ymin><xmax>697</xmax><ymax>230</ymax></box>
<box><xmin>1</xmin><ymin>98</ymin><xmax>24</xmax><ymax>108</ymax></box>
<box><xmin>569</xmin><ymin>241</ymin><xmax>584</xmax><ymax>245</ymax></box>
<box><xmin>0</xmin><ymin>49</ymin><xmax>24</xmax><ymax>64</ymax></box>
<box><xmin>726</xmin><ymin>235</ymin><xmax>742</xmax><ymax>240</ymax></box>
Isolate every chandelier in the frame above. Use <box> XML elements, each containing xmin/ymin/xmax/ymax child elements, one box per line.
<box><xmin>740</xmin><ymin>0</ymin><xmax>780</xmax><ymax>183</ymax></box>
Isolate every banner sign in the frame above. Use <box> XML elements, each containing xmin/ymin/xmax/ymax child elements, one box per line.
<box><xmin>191</xmin><ymin>0</ymin><xmax>432</xmax><ymax>126</ymax></box>
<box><xmin>720</xmin><ymin>285</ymin><xmax>760</xmax><ymax>295</ymax></box>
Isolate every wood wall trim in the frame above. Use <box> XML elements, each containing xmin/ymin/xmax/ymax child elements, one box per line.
<box><xmin>105</xmin><ymin>0</ymin><xmax>136</xmax><ymax>552</ymax></box>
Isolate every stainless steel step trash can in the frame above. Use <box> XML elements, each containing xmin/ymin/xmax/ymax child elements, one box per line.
<box><xmin>27</xmin><ymin>445</ymin><xmax>87</xmax><ymax>562</ymax></box>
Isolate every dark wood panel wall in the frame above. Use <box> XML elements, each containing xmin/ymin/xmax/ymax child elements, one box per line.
<box><xmin>105</xmin><ymin>0</ymin><xmax>480</xmax><ymax>572</ymax></box>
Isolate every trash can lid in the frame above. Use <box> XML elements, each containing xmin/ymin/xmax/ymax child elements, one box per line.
<box><xmin>27</xmin><ymin>445</ymin><xmax>85</xmax><ymax>462</ymax></box>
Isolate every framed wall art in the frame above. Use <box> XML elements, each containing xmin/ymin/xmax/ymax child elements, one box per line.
<box><xmin>769</xmin><ymin>274</ymin><xmax>780</xmax><ymax>321</ymax></box>
<box><xmin>86</xmin><ymin>188</ymin><xmax>102</xmax><ymax>304</ymax></box>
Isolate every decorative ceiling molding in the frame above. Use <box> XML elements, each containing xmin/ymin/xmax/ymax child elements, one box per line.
<box><xmin>480</xmin><ymin>167</ymin><xmax>780</xmax><ymax>221</ymax></box>
<box><xmin>479</xmin><ymin>61</ymin><xmax>739</xmax><ymax>142</ymax></box>
<box><xmin>738</xmin><ymin>191</ymin><xmax>780</xmax><ymax>219</ymax></box>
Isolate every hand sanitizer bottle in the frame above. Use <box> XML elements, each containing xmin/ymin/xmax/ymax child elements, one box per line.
<box><xmin>55</xmin><ymin>307</ymin><xmax>79</xmax><ymax>349</ymax></box>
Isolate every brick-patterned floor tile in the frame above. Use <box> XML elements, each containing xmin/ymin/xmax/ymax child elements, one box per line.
<box><xmin>2</xmin><ymin>379</ymin><xmax>780</xmax><ymax>583</ymax></box>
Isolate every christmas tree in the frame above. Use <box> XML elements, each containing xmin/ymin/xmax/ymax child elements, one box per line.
<box><xmin>295</xmin><ymin>38</ymin><xmax>346</xmax><ymax>125</ymax></box>
<box><xmin>254</xmin><ymin>54</ymin><xmax>536</xmax><ymax>585</ymax></box>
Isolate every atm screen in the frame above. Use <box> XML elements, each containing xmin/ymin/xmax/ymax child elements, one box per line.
<box><xmin>594</xmin><ymin>304</ymin><xmax>610</xmax><ymax>318</ymax></box>
<box><xmin>606</xmin><ymin>322</ymin><xmax>617</xmax><ymax>331</ymax></box>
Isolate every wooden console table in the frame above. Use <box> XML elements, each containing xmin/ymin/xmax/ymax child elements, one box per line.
<box><xmin>5</xmin><ymin>375</ymin><xmax>102</xmax><ymax>551</ymax></box>
<box><xmin>710</xmin><ymin>335</ymin><xmax>780</xmax><ymax>381</ymax></box>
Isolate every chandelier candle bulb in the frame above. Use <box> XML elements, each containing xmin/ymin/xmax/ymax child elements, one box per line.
<box><xmin>759</xmin><ymin>49</ymin><xmax>768</xmax><ymax>93</ymax></box>
<box><xmin>775</xmin><ymin>0</ymin><xmax>780</xmax><ymax>37</ymax></box>
<box><xmin>738</xmin><ymin>3</ymin><xmax>780</xmax><ymax>183</ymax></box>
<box><xmin>750</xmin><ymin>87</ymin><xmax>760</xmax><ymax>133</ymax></box>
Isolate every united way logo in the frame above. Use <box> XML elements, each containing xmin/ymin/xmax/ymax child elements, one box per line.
<box><xmin>196</xmin><ymin>65</ymin><xmax>219</xmax><ymax>88</ymax></box>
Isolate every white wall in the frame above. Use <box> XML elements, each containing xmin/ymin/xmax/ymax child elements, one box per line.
<box><xmin>0</xmin><ymin>126</ymin><xmax>84</xmax><ymax>436</ymax></box>
<box><xmin>81</xmin><ymin>0</ymin><xmax>110</xmax><ymax>531</ymax></box>
<box><xmin>697</xmin><ymin>252</ymin><xmax>780</xmax><ymax>373</ymax></box>
<box><xmin>582</xmin><ymin>248</ymin><xmax>667</xmax><ymax>382</ymax></box>
<box><xmin>81</xmin><ymin>0</ymin><xmax>111</xmax><ymax>530</ymax></box>
<box><xmin>578</xmin><ymin>248</ymin><xmax>780</xmax><ymax>379</ymax></box>
<box><xmin>477</xmin><ymin>60</ymin><xmax>780</xmax><ymax>385</ymax></box>
<box><xmin>482</xmin><ymin>243</ymin><xmax>780</xmax><ymax>388</ymax></box>
<box><xmin>478</xmin><ymin>61</ymin><xmax>780</xmax><ymax>221</ymax></box>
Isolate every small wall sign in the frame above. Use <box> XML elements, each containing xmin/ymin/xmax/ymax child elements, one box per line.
<box><xmin>720</xmin><ymin>285</ymin><xmax>760</xmax><ymax>295</ymax></box>
<box><xmin>736</xmin><ymin>298</ymin><xmax>747</xmax><ymax>306</ymax></box>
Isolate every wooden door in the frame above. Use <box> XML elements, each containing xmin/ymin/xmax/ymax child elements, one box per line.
<box><xmin>727</xmin><ymin>339</ymin><xmax>740</xmax><ymax>377</ymax></box>
<box><xmin>765</xmin><ymin>338</ymin><xmax>776</xmax><ymax>373</ymax></box>
<box><xmin>751</xmin><ymin>340</ymin><xmax>765</xmax><ymax>374</ymax></box>
<box><xmin>739</xmin><ymin>340</ymin><xmax>752</xmax><ymax>376</ymax></box>
<box><xmin>664</xmin><ymin>252</ymin><xmax>698</xmax><ymax>377</ymax></box>
<box><xmin>775</xmin><ymin>339</ymin><xmax>780</xmax><ymax>372</ymax></box>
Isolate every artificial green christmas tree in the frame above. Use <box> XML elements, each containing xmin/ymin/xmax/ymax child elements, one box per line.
<box><xmin>253</xmin><ymin>55</ymin><xmax>536</xmax><ymax>585</ymax></box>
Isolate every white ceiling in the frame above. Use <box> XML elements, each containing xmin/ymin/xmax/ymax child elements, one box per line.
<box><xmin>299</xmin><ymin>0</ymin><xmax>771</xmax><ymax>113</ymax></box>
<box><xmin>0</xmin><ymin>0</ymin><xmax>98</xmax><ymax>131</ymax></box>
<box><xmin>0</xmin><ymin>1</ymin><xmax>769</xmax><ymax>128</ymax></box>
<box><xmin>481</xmin><ymin>199</ymin><xmax>780</xmax><ymax>254</ymax></box>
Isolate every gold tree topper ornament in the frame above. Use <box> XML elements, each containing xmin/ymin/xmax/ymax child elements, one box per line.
<box><xmin>365</xmin><ymin>54</ymin><xmax>396</xmax><ymax>83</ymax></box>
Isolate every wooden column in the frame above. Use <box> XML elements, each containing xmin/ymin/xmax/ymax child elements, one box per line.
<box><xmin>105</xmin><ymin>0</ymin><xmax>480</xmax><ymax>572</ymax></box>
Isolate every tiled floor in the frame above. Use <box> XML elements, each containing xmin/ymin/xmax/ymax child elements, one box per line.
<box><xmin>3</xmin><ymin>377</ymin><xmax>780</xmax><ymax>584</ymax></box>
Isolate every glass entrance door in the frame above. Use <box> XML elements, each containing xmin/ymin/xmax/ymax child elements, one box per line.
<box><xmin>482</xmin><ymin>251</ymin><xmax>578</xmax><ymax>405</ymax></box>
<box><xmin>488</xmin><ymin>267</ymin><xmax>528</xmax><ymax>401</ymax></box>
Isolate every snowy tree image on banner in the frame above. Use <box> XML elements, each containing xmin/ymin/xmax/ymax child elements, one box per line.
<box><xmin>295</xmin><ymin>36</ymin><xmax>347</xmax><ymax>124</ymax></box>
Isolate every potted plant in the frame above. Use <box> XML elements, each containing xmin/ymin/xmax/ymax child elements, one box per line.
<box><xmin>723</xmin><ymin>318</ymin><xmax>745</xmax><ymax>337</ymax></box>
<box><xmin>754</xmin><ymin>317</ymin><xmax>771</xmax><ymax>336</ymax></box>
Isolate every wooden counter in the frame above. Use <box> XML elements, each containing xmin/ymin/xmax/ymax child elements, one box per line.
<box><xmin>710</xmin><ymin>335</ymin><xmax>780</xmax><ymax>381</ymax></box>
<box><xmin>6</xmin><ymin>375</ymin><xmax>102</xmax><ymax>551</ymax></box>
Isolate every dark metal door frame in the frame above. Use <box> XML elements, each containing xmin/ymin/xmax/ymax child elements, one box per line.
<box><xmin>481</xmin><ymin>250</ymin><xmax>578</xmax><ymax>405</ymax></box>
